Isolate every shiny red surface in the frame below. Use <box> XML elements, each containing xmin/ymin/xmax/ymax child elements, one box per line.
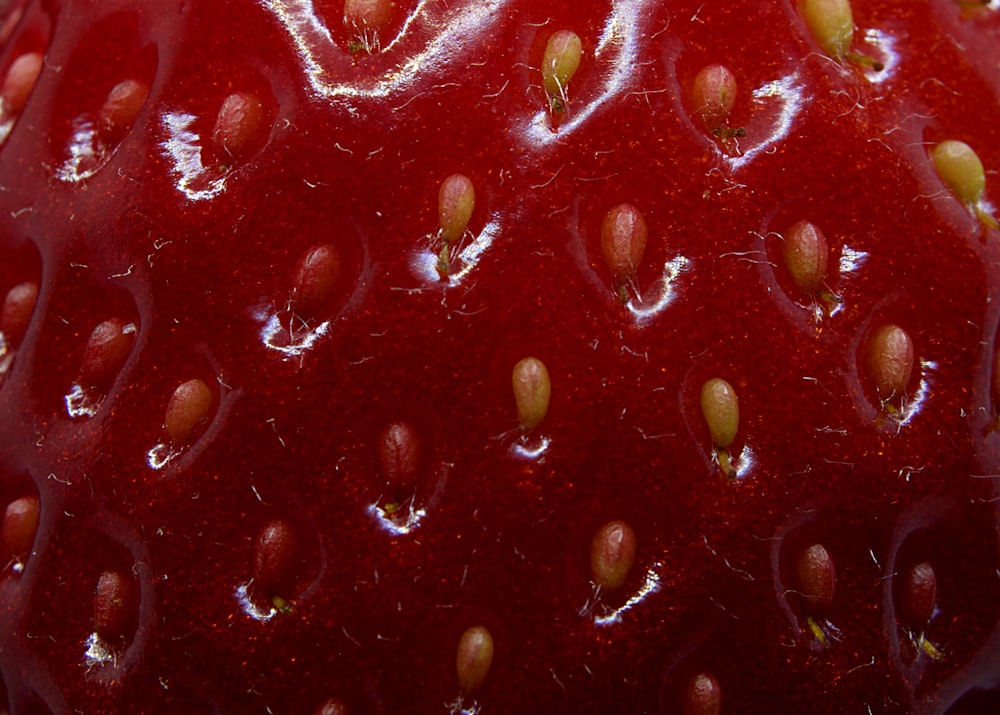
<box><xmin>0</xmin><ymin>0</ymin><xmax>998</xmax><ymax>712</ymax></box>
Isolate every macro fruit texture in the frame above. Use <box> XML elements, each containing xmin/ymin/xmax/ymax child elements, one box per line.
<box><xmin>0</xmin><ymin>0</ymin><xmax>999</xmax><ymax>713</ymax></box>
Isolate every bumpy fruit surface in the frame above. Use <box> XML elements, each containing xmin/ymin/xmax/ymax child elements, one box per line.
<box><xmin>0</xmin><ymin>0</ymin><xmax>999</xmax><ymax>713</ymax></box>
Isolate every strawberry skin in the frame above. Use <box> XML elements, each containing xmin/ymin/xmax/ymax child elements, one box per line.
<box><xmin>1</xmin><ymin>0</ymin><xmax>999</xmax><ymax>713</ymax></box>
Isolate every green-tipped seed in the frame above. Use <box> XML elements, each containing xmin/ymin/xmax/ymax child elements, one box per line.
<box><xmin>681</xmin><ymin>672</ymin><xmax>723</xmax><ymax>715</ymax></box>
<box><xmin>94</xmin><ymin>569</ymin><xmax>138</xmax><ymax>643</ymax></box>
<box><xmin>782</xmin><ymin>220</ymin><xmax>829</xmax><ymax>295</ymax></box>
<box><xmin>542</xmin><ymin>30</ymin><xmax>582</xmax><ymax>113</ymax></box>
<box><xmin>590</xmin><ymin>520</ymin><xmax>637</xmax><ymax>591</ymax></box>
<box><xmin>866</xmin><ymin>323</ymin><xmax>914</xmax><ymax>400</ymax></box>
<box><xmin>932</xmin><ymin>140</ymin><xmax>986</xmax><ymax>206</ymax></box>
<box><xmin>1</xmin><ymin>281</ymin><xmax>38</xmax><ymax>347</ymax></box>
<box><xmin>1</xmin><ymin>52</ymin><xmax>43</xmax><ymax>117</ymax></box>
<box><xmin>798</xmin><ymin>0</ymin><xmax>854</xmax><ymax>59</ymax></box>
<box><xmin>600</xmin><ymin>203</ymin><xmax>648</xmax><ymax>287</ymax></box>
<box><xmin>794</xmin><ymin>542</ymin><xmax>836</xmax><ymax>617</ymax></box>
<box><xmin>512</xmin><ymin>357</ymin><xmax>551</xmax><ymax>430</ymax></box>
<box><xmin>98</xmin><ymin>79</ymin><xmax>149</xmax><ymax>145</ymax></box>
<box><xmin>2</xmin><ymin>495</ymin><xmax>39</xmax><ymax>557</ymax></box>
<box><xmin>164</xmin><ymin>378</ymin><xmax>213</xmax><ymax>446</ymax></box>
<box><xmin>456</xmin><ymin>625</ymin><xmax>494</xmax><ymax>694</ymax></box>
<box><xmin>692</xmin><ymin>64</ymin><xmax>737</xmax><ymax>130</ymax></box>
<box><xmin>700</xmin><ymin>378</ymin><xmax>739</xmax><ymax>449</ymax></box>
<box><xmin>79</xmin><ymin>318</ymin><xmax>136</xmax><ymax>389</ymax></box>
<box><xmin>438</xmin><ymin>173</ymin><xmax>475</xmax><ymax>244</ymax></box>
<box><xmin>899</xmin><ymin>561</ymin><xmax>937</xmax><ymax>630</ymax></box>
<box><xmin>211</xmin><ymin>91</ymin><xmax>265</xmax><ymax>164</ymax></box>
<box><xmin>293</xmin><ymin>244</ymin><xmax>341</xmax><ymax>319</ymax></box>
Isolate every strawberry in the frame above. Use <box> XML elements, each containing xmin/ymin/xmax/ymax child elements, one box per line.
<box><xmin>0</xmin><ymin>0</ymin><xmax>999</xmax><ymax>713</ymax></box>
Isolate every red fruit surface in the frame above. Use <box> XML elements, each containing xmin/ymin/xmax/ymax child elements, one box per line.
<box><xmin>0</xmin><ymin>0</ymin><xmax>999</xmax><ymax>713</ymax></box>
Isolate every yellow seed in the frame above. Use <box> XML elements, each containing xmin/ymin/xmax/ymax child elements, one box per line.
<box><xmin>438</xmin><ymin>173</ymin><xmax>475</xmax><ymax>244</ymax></box>
<box><xmin>541</xmin><ymin>30</ymin><xmax>582</xmax><ymax>113</ymax></box>
<box><xmin>512</xmin><ymin>357</ymin><xmax>551</xmax><ymax>430</ymax></box>
<box><xmin>932</xmin><ymin>140</ymin><xmax>986</xmax><ymax>206</ymax></box>
<box><xmin>798</xmin><ymin>0</ymin><xmax>854</xmax><ymax>59</ymax></box>
<box><xmin>456</xmin><ymin>625</ymin><xmax>494</xmax><ymax>694</ymax></box>
<box><xmin>700</xmin><ymin>378</ymin><xmax>739</xmax><ymax>449</ymax></box>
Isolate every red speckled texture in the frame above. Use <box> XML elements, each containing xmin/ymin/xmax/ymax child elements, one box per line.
<box><xmin>0</xmin><ymin>0</ymin><xmax>999</xmax><ymax>713</ymax></box>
